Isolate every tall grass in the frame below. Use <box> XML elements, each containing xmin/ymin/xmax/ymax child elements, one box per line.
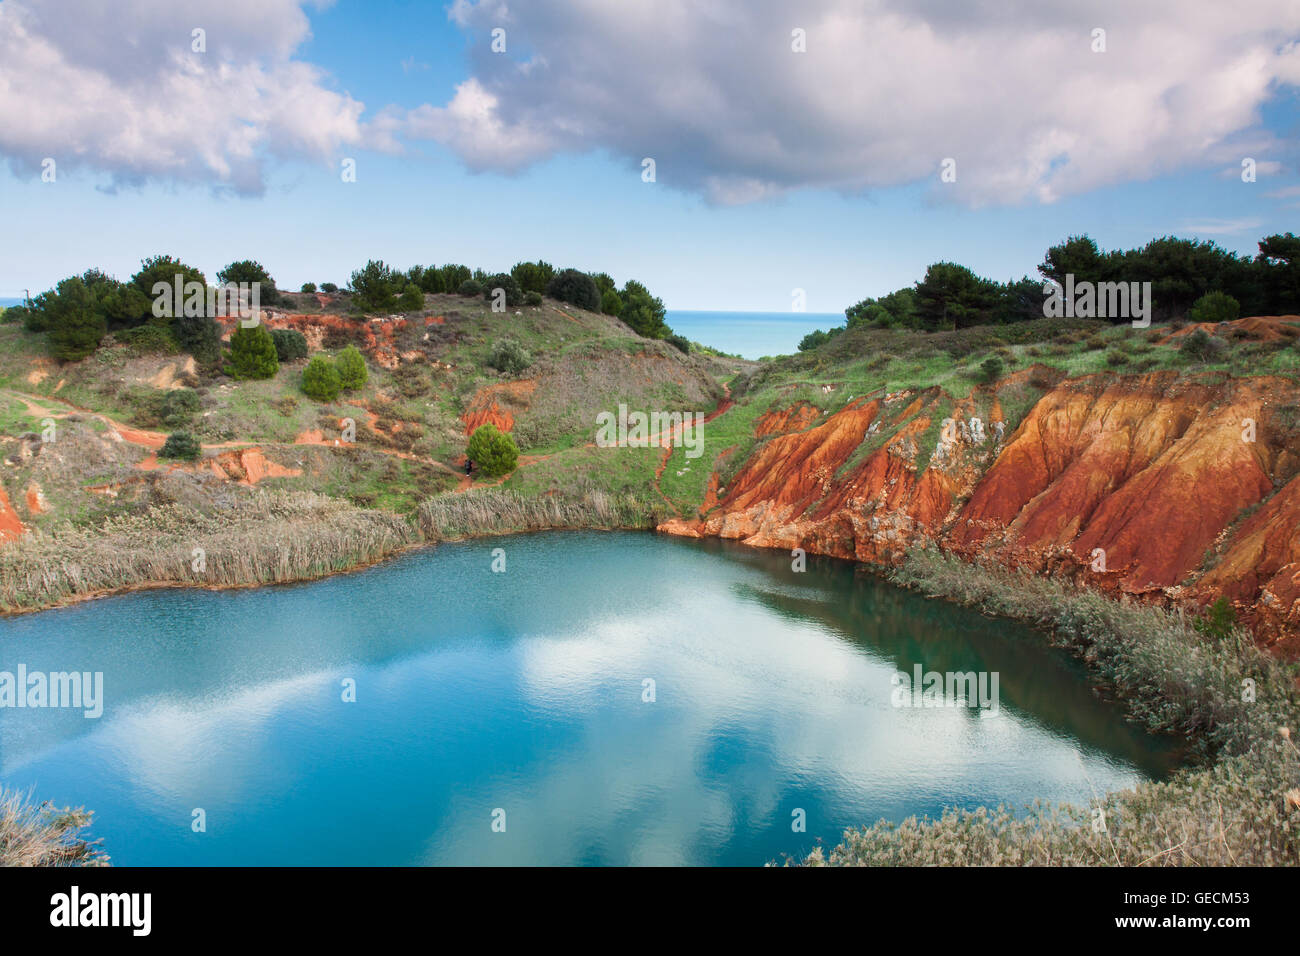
<box><xmin>0</xmin><ymin>787</ymin><xmax>108</xmax><ymax>866</ymax></box>
<box><xmin>804</xmin><ymin>548</ymin><xmax>1300</xmax><ymax>866</ymax></box>
<box><xmin>418</xmin><ymin>484</ymin><xmax>664</xmax><ymax>540</ymax></box>
<box><xmin>0</xmin><ymin>491</ymin><xmax>417</xmax><ymax>611</ymax></box>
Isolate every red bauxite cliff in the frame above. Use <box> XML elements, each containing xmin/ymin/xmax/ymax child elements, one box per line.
<box><xmin>661</xmin><ymin>368</ymin><xmax>1300</xmax><ymax>655</ymax></box>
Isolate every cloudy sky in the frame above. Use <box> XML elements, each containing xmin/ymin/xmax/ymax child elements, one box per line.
<box><xmin>1</xmin><ymin>0</ymin><xmax>1297</xmax><ymax>310</ymax></box>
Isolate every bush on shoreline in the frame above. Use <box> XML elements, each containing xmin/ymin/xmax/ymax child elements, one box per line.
<box><xmin>0</xmin><ymin>787</ymin><xmax>108</xmax><ymax>866</ymax></box>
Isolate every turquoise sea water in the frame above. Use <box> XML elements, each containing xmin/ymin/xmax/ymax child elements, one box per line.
<box><xmin>666</xmin><ymin>310</ymin><xmax>843</xmax><ymax>359</ymax></box>
<box><xmin>0</xmin><ymin>532</ymin><xmax>1178</xmax><ymax>866</ymax></box>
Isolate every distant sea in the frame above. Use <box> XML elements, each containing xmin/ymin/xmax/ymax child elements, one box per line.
<box><xmin>666</xmin><ymin>310</ymin><xmax>844</xmax><ymax>360</ymax></box>
<box><xmin>0</xmin><ymin>298</ymin><xmax>838</xmax><ymax>360</ymax></box>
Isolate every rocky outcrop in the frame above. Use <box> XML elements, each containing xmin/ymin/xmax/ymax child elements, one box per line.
<box><xmin>661</xmin><ymin>368</ymin><xmax>1300</xmax><ymax>655</ymax></box>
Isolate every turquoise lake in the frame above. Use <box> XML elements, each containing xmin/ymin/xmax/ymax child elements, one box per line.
<box><xmin>0</xmin><ymin>532</ymin><xmax>1180</xmax><ymax>866</ymax></box>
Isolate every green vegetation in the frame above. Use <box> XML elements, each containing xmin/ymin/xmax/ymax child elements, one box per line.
<box><xmin>301</xmin><ymin>282</ymin><xmax>317</xmax><ymax>294</ymax></box>
<box><xmin>136</xmin><ymin>388</ymin><xmax>200</xmax><ymax>429</ymax></box>
<box><xmin>617</xmin><ymin>279</ymin><xmax>669</xmax><ymax>339</ymax></box>
<box><xmin>979</xmin><ymin>355</ymin><xmax>1004</xmax><ymax>382</ymax></box>
<box><xmin>45</xmin><ymin>277</ymin><xmax>107</xmax><ymax>360</ymax></box>
<box><xmin>811</xmin><ymin>231</ymin><xmax>1300</xmax><ymax>345</ymax></box>
<box><xmin>227</xmin><ymin>323</ymin><xmax>279</xmax><ymax>379</ymax></box>
<box><xmin>482</xmin><ymin>273</ymin><xmax>525</xmax><ymax>308</ymax></box>
<box><xmin>302</xmin><ymin>355</ymin><xmax>342</xmax><ymax>401</ymax></box>
<box><xmin>271</xmin><ymin>328</ymin><xmax>308</xmax><ymax>363</ymax></box>
<box><xmin>1188</xmin><ymin>290</ymin><xmax>1240</xmax><ymax>324</ymax></box>
<box><xmin>349</xmin><ymin>259</ymin><xmax>400</xmax><ymax>313</ymax></box>
<box><xmin>466</xmin><ymin>423</ymin><xmax>519</xmax><ymax>477</ymax></box>
<box><xmin>510</xmin><ymin>261</ymin><xmax>555</xmax><ymax>295</ymax></box>
<box><xmin>335</xmin><ymin>345</ymin><xmax>369</xmax><ymax>391</ymax></box>
<box><xmin>160</xmin><ymin>431</ymin><xmax>201</xmax><ymax>460</ymax></box>
<box><xmin>488</xmin><ymin>337</ymin><xmax>532</xmax><ymax>375</ymax></box>
<box><xmin>1181</xmin><ymin>328</ymin><xmax>1225</xmax><ymax>362</ymax></box>
<box><xmin>216</xmin><ymin>259</ymin><xmax>281</xmax><ymax>305</ymax></box>
<box><xmin>173</xmin><ymin>313</ymin><xmax>221</xmax><ymax>365</ymax></box>
<box><xmin>546</xmin><ymin>269</ymin><xmax>601</xmax><ymax>311</ymax></box>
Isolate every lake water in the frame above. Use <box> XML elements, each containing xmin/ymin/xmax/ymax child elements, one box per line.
<box><xmin>0</xmin><ymin>532</ymin><xmax>1179</xmax><ymax>866</ymax></box>
<box><xmin>667</xmin><ymin>310</ymin><xmax>843</xmax><ymax>359</ymax></box>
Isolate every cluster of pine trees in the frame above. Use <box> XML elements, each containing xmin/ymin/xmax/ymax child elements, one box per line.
<box><xmin>799</xmin><ymin>232</ymin><xmax>1300</xmax><ymax>349</ymax></box>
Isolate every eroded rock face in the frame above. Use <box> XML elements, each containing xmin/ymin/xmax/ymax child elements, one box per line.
<box><xmin>661</xmin><ymin>370</ymin><xmax>1300</xmax><ymax>654</ymax></box>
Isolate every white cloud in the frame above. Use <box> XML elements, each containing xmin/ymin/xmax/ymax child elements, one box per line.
<box><xmin>5</xmin><ymin>0</ymin><xmax>1297</xmax><ymax>206</ymax></box>
<box><xmin>405</xmin><ymin>0</ymin><xmax>1300</xmax><ymax>206</ymax></box>
<box><xmin>0</xmin><ymin>0</ymin><xmax>369</xmax><ymax>194</ymax></box>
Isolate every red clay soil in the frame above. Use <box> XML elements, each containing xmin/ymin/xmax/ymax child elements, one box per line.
<box><xmin>1156</xmin><ymin>314</ymin><xmax>1300</xmax><ymax>345</ymax></box>
<box><xmin>755</xmin><ymin>402</ymin><xmax>821</xmax><ymax>437</ymax></box>
<box><xmin>660</xmin><ymin>373</ymin><xmax>1300</xmax><ymax>654</ymax></box>
<box><xmin>1198</xmin><ymin>471</ymin><xmax>1300</xmax><ymax>645</ymax></box>
<box><xmin>0</xmin><ymin>487</ymin><xmax>25</xmax><ymax>541</ymax></box>
<box><xmin>24</xmin><ymin>483</ymin><xmax>48</xmax><ymax>514</ymax></box>
<box><xmin>460</xmin><ymin>380</ymin><xmax>537</xmax><ymax>435</ymax></box>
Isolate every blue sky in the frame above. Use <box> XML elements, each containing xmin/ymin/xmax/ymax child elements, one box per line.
<box><xmin>1</xmin><ymin>0</ymin><xmax>1297</xmax><ymax>313</ymax></box>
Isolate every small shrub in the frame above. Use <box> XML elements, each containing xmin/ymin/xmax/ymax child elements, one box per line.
<box><xmin>466</xmin><ymin>423</ymin><xmax>519</xmax><ymax>477</ymax></box>
<box><xmin>271</xmin><ymin>328</ymin><xmax>308</xmax><ymax>363</ymax></box>
<box><xmin>1194</xmin><ymin>596</ymin><xmax>1237</xmax><ymax>642</ymax></box>
<box><xmin>979</xmin><ymin>356</ymin><xmax>1004</xmax><ymax>383</ymax></box>
<box><xmin>1180</xmin><ymin>328</ymin><xmax>1226</xmax><ymax>362</ymax></box>
<box><xmin>300</xmin><ymin>282</ymin><xmax>318</xmax><ymax>294</ymax></box>
<box><xmin>321</xmin><ymin>282</ymin><xmax>339</xmax><ymax>294</ymax></box>
<box><xmin>1104</xmin><ymin>349</ymin><xmax>1130</xmax><ymax>367</ymax></box>
<box><xmin>392</xmin><ymin>363</ymin><xmax>430</xmax><ymax>398</ymax></box>
<box><xmin>302</xmin><ymin>356</ymin><xmax>341</xmax><ymax>401</ymax></box>
<box><xmin>667</xmin><ymin>334</ymin><xmax>690</xmax><ymax>354</ymax></box>
<box><xmin>488</xmin><ymin>338</ymin><xmax>532</xmax><ymax>376</ymax></box>
<box><xmin>398</xmin><ymin>285</ymin><xmax>425</xmax><ymax>312</ymax></box>
<box><xmin>116</xmin><ymin>322</ymin><xmax>179</xmax><ymax>355</ymax></box>
<box><xmin>227</xmin><ymin>323</ymin><xmax>279</xmax><ymax>379</ymax></box>
<box><xmin>458</xmin><ymin>279</ymin><xmax>482</xmax><ymax>297</ymax></box>
<box><xmin>1188</xmin><ymin>291</ymin><xmax>1240</xmax><ymax>325</ymax></box>
<box><xmin>156</xmin><ymin>389</ymin><xmax>200</xmax><ymax>428</ymax></box>
<box><xmin>172</xmin><ymin>313</ymin><xmax>222</xmax><ymax>366</ymax></box>
<box><xmin>482</xmin><ymin>274</ymin><xmax>525</xmax><ymax>308</ymax></box>
<box><xmin>525</xmin><ymin>291</ymin><xmax>543</xmax><ymax>307</ymax></box>
<box><xmin>160</xmin><ymin>431</ymin><xmax>201</xmax><ymax>460</ymax></box>
<box><xmin>335</xmin><ymin>344</ymin><xmax>369</xmax><ymax>390</ymax></box>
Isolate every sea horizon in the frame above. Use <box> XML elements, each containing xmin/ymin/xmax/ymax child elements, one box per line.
<box><xmin>666</xmin><ymin>309</ymin><xmax>842</xmax><ymax>359</ymax></box>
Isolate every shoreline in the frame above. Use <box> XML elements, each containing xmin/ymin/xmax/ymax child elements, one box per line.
<box><xmin>0</xmin><ymin>519</ymin><xmax>660</xmax><ymax>618</ymax></box>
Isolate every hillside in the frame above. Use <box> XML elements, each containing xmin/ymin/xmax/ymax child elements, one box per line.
<box><xmin>659</xmin><ymin>314</ymin><xmax>1300</xmax><ymax>656</ymax></box>
<box><xmin>3</xmin><ymin>290</ymin><xmax>1299</xmax><ymax>657</ymax></box>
